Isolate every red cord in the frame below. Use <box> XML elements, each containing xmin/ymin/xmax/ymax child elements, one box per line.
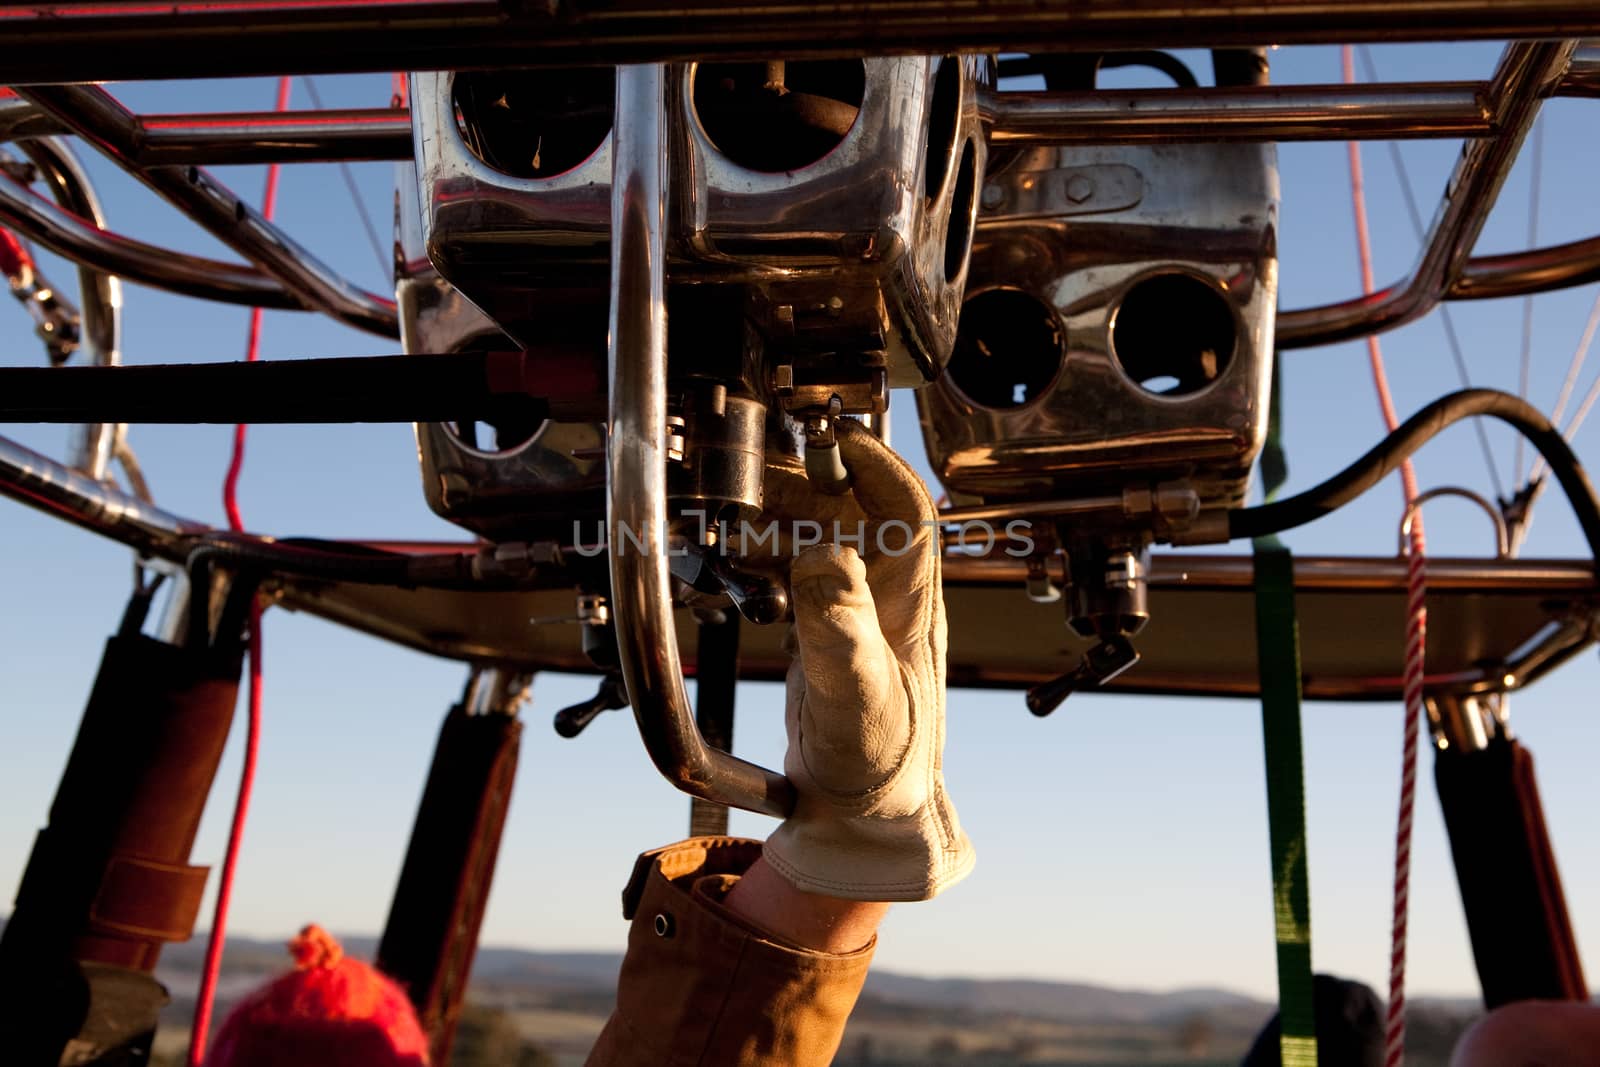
<box><xmin>188</xmin><ymin>74</ymin><xmax>292</xmax><ymax>1067</ymax></box>
<box><xmin>0</xmin><ymin>226</ymin><xmax>32</xmax><ymax>279</ymax></box>
<box><xmin>1342</xmin><ymin>45</ymin><xmax>1427</xmax><ymax>1067</ymax></box>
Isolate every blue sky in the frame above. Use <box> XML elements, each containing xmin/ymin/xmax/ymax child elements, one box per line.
<box><xmin>2</xmin><ymin>42</ymin><xmax>1599</xmax><ymax>1003</ymax></box>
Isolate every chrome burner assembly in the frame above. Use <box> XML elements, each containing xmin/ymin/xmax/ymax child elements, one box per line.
<box><xmin>920</xmin><ymin>50</ymin><xmax>1281</xmax><ymax>711</ymax></box>
<box><xmin>409</xmin><ymin>55</ymin><xmax>985</xmax><ymax>536</ymax></box>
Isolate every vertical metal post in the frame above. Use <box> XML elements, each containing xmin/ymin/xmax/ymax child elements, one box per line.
<box><xmin>605</xmin><ymin>62</ymin><xmax>793</xmax><ymax>818</ymax></box>
<box><xmin>688</xmin><ymin>613</ymin><xmax>741</xmax><ymax>837</ymax></box>
<box><xmin>16</xmin><ymin>137</ymin><xmax>123</xmax><ymax>480</ymax></box>
<box><xmin>376</xmin><ymin>668</ymin><xmax>528</xmax><ymax>1066</ymax></box>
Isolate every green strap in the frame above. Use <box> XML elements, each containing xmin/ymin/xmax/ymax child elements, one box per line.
<box><xmin>1253</xmin><ymin>359</ymin><xmax>1318</xmax><ymax>1067</ymax></box>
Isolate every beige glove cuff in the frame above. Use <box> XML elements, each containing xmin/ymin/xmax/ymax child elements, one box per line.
<box><xmin>763</xmin><ymin>807</ymin><xmax>976</xmax><ymax>902</ymax></box>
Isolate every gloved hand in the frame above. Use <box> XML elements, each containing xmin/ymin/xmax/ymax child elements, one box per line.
<box><xmin>757</xmin><ymin>419</ymin><xmax>975</xmax><ymax>902</ymax></box>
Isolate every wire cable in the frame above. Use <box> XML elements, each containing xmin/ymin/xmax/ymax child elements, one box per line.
<box><xmin>187</xmin><ymin>74</ymin><xmax>291</xmax><ymax>1067</ymax></box>
<box><xmin>1515</xmin><ymin>116</ymin><xmax>1546</xmax><ymax>486</ymax></box>
<box><xmin>1526</xmin><ymin>292</ymin><xmax>1600</xmax><ymax>491</ymax></box>
<box><xmin>300</xmin><ymin>75</ymin><xmax>390</xmax><ymax>283</ymax></box>
<box><xmin>1546</xmin><ymin>294</ymin><xmax>1600</xmax><ymax>437</ymax></box>
<box><xmin>1356</xmin><ymin>46</ymin><xmax>1505</xmax><ymax>503</ymax></box>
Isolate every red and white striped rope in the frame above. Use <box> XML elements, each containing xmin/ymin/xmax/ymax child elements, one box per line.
<box><xmin>1342</xmin><ymin>44</ymin><xmax>1428</xmax><ymax>1067</ymax></box>
<box><xmin>1387</xmin><ymin>534</ymin><xmax>1427</xmax><ymax>1066</ymax></box>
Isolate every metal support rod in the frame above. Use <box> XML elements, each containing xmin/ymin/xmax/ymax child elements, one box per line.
<box><xmin>1278</xmin><ymin>40</ymin><xmax>1578</xmax><ymax>349</ymax></box>
<box><xmin>1557</xmin><ymin>42</ymin><xmax>1600</xmax><ymax>97</ymax></box>
<box><xmin>137</xmin><ymin>108</ymin><xmax>411</xmax><ymax>166</ymax></box>
<box><xmin>15</xmin><ymin>137</ymin><xmax>122</xmax><ymax>480</ymax></box>
<box><xmin>1</xmin><ymin>122</ymin><xmax>1592</xmax><ymax>317</ymax></box>
<box><xmin>14</xmin><ymin>84</ymin><xmax>399</xmax><ymax>338</ymax></box>
<box><xmin>0</xmin><ymin>168</ymin><xmax>308</xmax><ymax>310</ymax></box>
<box><xmin>0</xmin><ymin>74</ymin><xmax>1586</xmax><ymax>166</ymax></box>
<box><xmin>0</xmin><ymin>353</ymin><xmax>558</xmax><ymax>425</ymax></box>
<box><xmin>688</xmin><ymin>612</ymin><xmax>741</xmax><ymax>838</ymax></box>
<box><xmin>983</xmin><ymin>81</ymin><xmax>1493</xmax><ymax>146</ymax></box>
<box><xmin>606</xmin><ymin>63</ymin><xmax>793</xmax><ymax>819</ymax></box>
<box><xmin>0</xmin><ymin>99</ymin><xmax>413</xmax><ymax>164</ymax></box>
<box><xmin>2</xmin><ymin>1</ymin><xmax>1600</xmax><ymax>82</ymax></box>
<box><xmin>1449</xmin><ymin>232</ymin><xmax>1600</xmax><ymax>301</ymax></box>
<box><xmin>0</xmin><ymin>432</ymin><xmax>200</xmax><ymax>557</ymax></box>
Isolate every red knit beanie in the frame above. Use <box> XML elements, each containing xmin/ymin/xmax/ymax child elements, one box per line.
<box><xmin>204</xmin><ymin>925</ymin><xmax>429</xmax><ymax>1067</ymax></box>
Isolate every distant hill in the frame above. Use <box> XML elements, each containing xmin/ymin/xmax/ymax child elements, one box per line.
<box><xmin>145</xmin><ymin>928</ymin><xmax>1272</xmax><ymax>1025</ymax></box>
<box><xmin>1</xmin><ymin>917</ymin><xmax>1472</xmax><ymax>1027</ymax></box>
<box><xmin>3</xmin><ymin>918</ymin><xmax>1492</xmax><ymax>1066</ymax></box>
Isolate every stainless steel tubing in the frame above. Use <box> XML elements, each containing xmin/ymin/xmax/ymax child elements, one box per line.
<box><xmin>606</xmin><ymin>63</ymin><xmax>794</xmax><ymax>819</ymax></box>
<box><xmin>1449</xmin><ymin>233</ymin><xmax>1600</xmax><ymax>301</ymax></box>
<box><xmin>1557</xmin><ymin>42</ymin><xmax>1600</xmax><ymax>97</ymax></box>
<box><xmin>982</xmin><ymin>82</ymin><xmax>1493</xmax><ymax>146</ymax></box>
<box><xmin>136</xmin><ymin>108</ymin><xmax>413</xmax><ymax>165</ymax></box>
<box><xmin>0</xmin><ymin>94</ymin><xmax>57</xmax><ymax>141</ymax></box>
<box><xmin>16</xmin><ymin>137</ymin><xmax>122</xmax><ymax>480</ymax></box>
<box><xmin>0</xmin><ymin>431</ymin><xmax>202</xmax><ymax>557</ymax></box>
<box><xmin>1277</xmin><ymin>40</ymin><xmax>1577</xmax><ymax>350</ymax></box>
<box><xmin>2</xmin><ymin>1</ymin><xmax>1600</xmax><ymax>82</ymax></box>
<box><xmin>0</xmin><ymin>169</ymin><xmax>307</xmax><ymax>310</ymax></box>
<box><xmin>15</xmin><ymin>85</ymin><xmax>399</xmax><ymax>339</ymax></box>
<box><xmin>1</xmin><ymin>97</ymin><xmax>411</xmax><ymax>165</ymax></box>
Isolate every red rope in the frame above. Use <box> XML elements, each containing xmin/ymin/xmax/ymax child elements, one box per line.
<box><xmin>188</xmin><ymin>74</ymin><xmax>292</xmax><ymax>1067</ymax></box>
<box><xmin>0</xmin><ymin>225</ymin><xmax>32</xmax><ymax>279</ymax></box>
<box><xmin>1342</xmin><ymin>45</ymin><xmax>1427</xmax><ymax>1067</ymax></box>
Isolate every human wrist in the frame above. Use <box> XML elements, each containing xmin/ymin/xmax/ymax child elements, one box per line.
<box><xmin>722</xmin><ymin>854</ymin><xmax>890</xmax><ymax>954</ymax></box>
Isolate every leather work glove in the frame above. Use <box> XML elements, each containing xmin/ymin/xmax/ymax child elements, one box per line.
<box><xmin>756</xmin><ymin>420</ymin><xmax>975</xmax><ymax>902</ymax></box>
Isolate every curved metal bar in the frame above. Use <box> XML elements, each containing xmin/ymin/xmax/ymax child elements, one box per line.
<box><xmin>16</xmin><ymin>84</ymin><xmax>399</xmax><ymax>339</ymax></box>
<box><xmin>1399</xmin><ymin>486</ymin><xmax>1511</xmax><ymax>558</ymax></box>
<box><xmin>1449</xmin><ymin>232</ymin><xmax>1600</xmax><ymax>301</ymax></box>
<box><xmin>606</xmin><ymin>63</ymin><xmax>794</xmax><ymax>819</ymax></box>
<box><xmin>16</xmin><ymin>136</ymin><xmax>122</xmax><ymax>480</ymax></box>
<box><xmin>982</xmin><ymin>81</ymin><xmax>1493</xmax><ymax>146</ymax></box>
<box><xmin>0</xmin><ymin>167</ymin><xmax>307</xmax><ymax>309</ymax></box>
<box><xmin>1277</xmin><ymin>40</ymin><xmax>1577</xmax><ymax>350</ymax></box>
<box><xmin>0</xmin><ymin>431</ymin><xmax>203</xmax><ymax>557</ymax></box>
<box><xmin>0</xmin><ymin>93</ymin><xmax>56</xmax><ymax>142</ymax></box>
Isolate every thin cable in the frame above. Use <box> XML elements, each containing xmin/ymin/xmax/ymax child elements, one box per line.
<box><xmin>188</xmin><ymin>74</ymin><xmax>290</xmax><ymax>1067</ymax></box>
<box><xmin>300</xmin><ymin>76</ymin><xmax>390</xmax><ymax>283</ymax></box>
<box><xmin>1557</xmin><ymin>366</ymin><xmax>1600</xmax><ymax>451</ymax></box>
<box><xmin>1527</xmin><ymin>290</ymin><xmax>1600</xmax><ymax>485</ymax></box>
<box><xmin>1356</xmin><ymin>46</ymin><xmax>1504</xmax><ymax>502</ymax></box>
<box><xmin>1344</xmin><ymin>46</ymin><xmax>1424</xmax><ymax>1067</ymax></box>
<box><xmin>1514</xmin><ymin>117</ymin><xmax>1545</xmax><ymax>485</ymax></box>
<box><xmin>1548</xmin><ymin>295</ymin><xmax>1600</xmax><ymax>434</ymax></box>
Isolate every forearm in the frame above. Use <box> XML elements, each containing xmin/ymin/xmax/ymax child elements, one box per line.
<box><xmin>724</xmin><ymin>855</ymin><xmax>891</xmax><ymax>953</ymax></box>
